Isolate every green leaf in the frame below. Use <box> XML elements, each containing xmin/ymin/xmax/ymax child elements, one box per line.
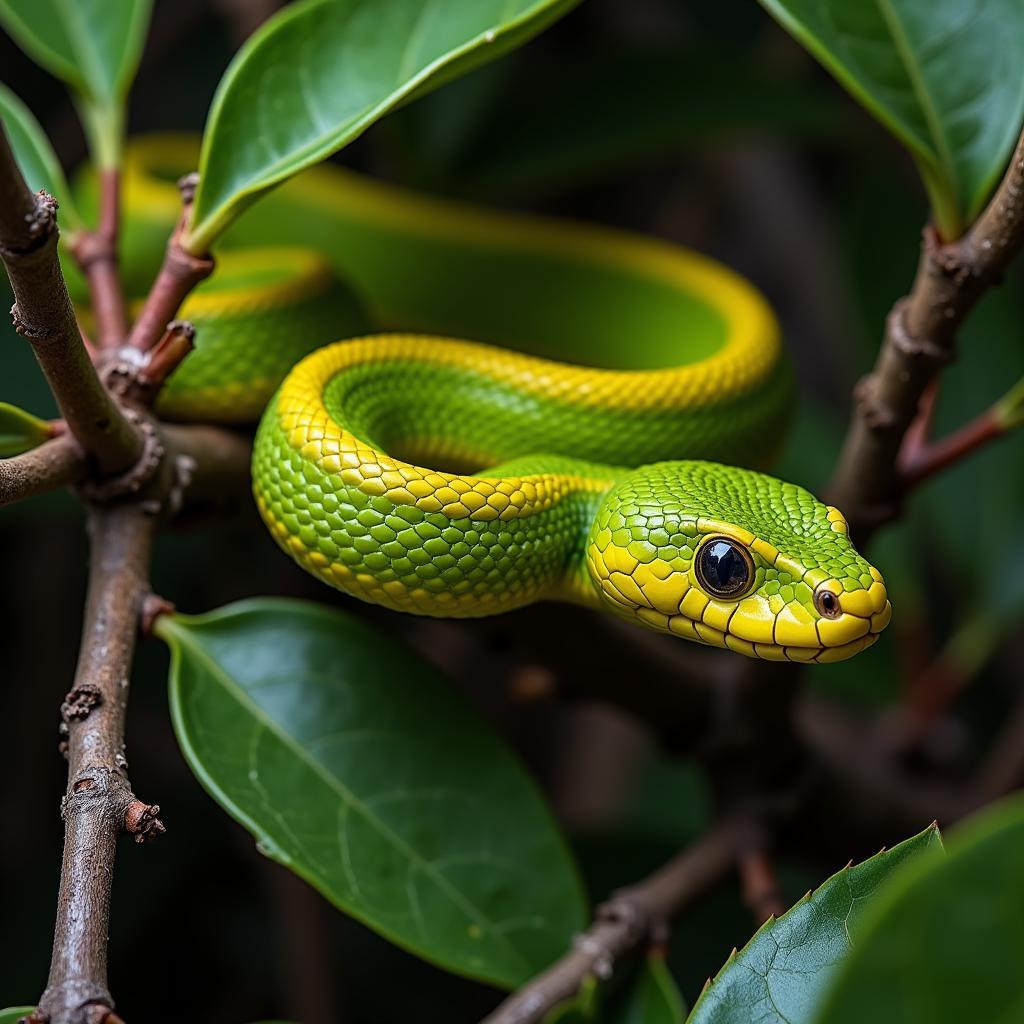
<box><xmin>157</xmin><ymin>598</ymin><xmax>586</xmax><ymax>989</ymax></box>
<box><xmin>994</xmin><ymin>374</ymin><xmax>1024</xmax><ymax>430</ymax></box>
<box><xmin>816</xmin><ymin>796</ymin><xmax>1024</xmax><ymax>1023</ymax></box>
<box><xmin>0</xmin><ymin>1010</ymin><xmax>34</xmax><ymax>1024</ymax></box>
<box><xmin>756</xmin><ymin>0</ymin><xmax>1024</xmax><ymax>237</ymax></box>
<box><xmin>185</xmin><ymin>0</ymin><xmax>582</xmax><ymax>252</ymax></box>
<box><xmin>543</xmin><ymin>977</ymin><xmax>601</xmax><ymax>1023</ymax></box>
<box><xmin>0</xmin><ymin>401</ymin><xmax>52</xmax><ymax>457</ymax></box>
<box><xmin>610</xmin><ymin>954</ymin><xmax>686</xmax><ymax>1024</ymax></box>
<box><xmin>686</xmin><ymin>823</ymin><xmax>943</xmax><ymax>1024</ymax></box>
<box><xmin>0</xmin><ymin>0</ymin><xmax>152</xmax><ymax>165</ymax></box>
<box><xmin>541</xmin><ymin>955</ymin><xmax>686</xmax><ymax>1023</ymax></box>
<box><xmin>0</xmin><ymin>84</ymin><xmax>82</xmax><ymax>229</ymax></box>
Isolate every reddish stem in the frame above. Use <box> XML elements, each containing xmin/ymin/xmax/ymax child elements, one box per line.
<box><xmin>126</xmin><ymin>176</ymin><xmax>213</xmax><ymax>352</ymax></box>
<box><xmin>900</xmin><ymin>378</ymin><xmax>940</xmax><ymax>470</ymax></box>
<box><xmin>141</xmin><ymin>319</ymin><xmax>196</xmax><ymax>389</ymax></box>
<box><xmin>900</xmin><ymin>408</ymin><xmax>1005</xmax><ymax>487</ymax></box>
<box><xmin>70</xmin><ymin>169</ymin><xmax>128</xmax><ymax>348</ymax></box>
<box><xmin>738</xmin><ymin>847</ymin><xmax>786</xmax><ymax>924</ymax></box>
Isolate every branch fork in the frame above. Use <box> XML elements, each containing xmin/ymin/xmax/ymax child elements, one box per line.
<box><xmin>829</xmin><ymin>125</ymin><xmax>1024</xmax><ymax>540</ymax></box>
<box><xmin>0</xmin><ymin>126</ymin><xmax>209</xmax><ymax>1024</ymax></box>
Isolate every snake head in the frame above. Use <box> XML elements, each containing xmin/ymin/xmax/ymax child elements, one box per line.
<box><xmin>585</xmin><ymin>461</ymin><xmax>890</xmax><ymax>662</ymax></box>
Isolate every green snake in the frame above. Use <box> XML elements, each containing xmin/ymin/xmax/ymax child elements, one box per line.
<box><xmin>87</xmin><ymin>136</ymin><xmax>890</xmax><ymax>663</ymax></box>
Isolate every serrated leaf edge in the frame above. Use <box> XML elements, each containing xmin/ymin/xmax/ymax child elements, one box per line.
<box><xmin>690</xmin><ymin>822</ymin><xmax>942</xmax><ymax>1011</ymax></box>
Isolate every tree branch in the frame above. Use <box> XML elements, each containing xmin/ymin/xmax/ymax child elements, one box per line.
<box><xmin>480</xmin><ymin>822</ymin><xmax>739</xmax><ymax>1024</ymax></box>
<box><xmin>0</xmin><ymin>126</ymin><xmax>141</xmax><ymax>475</ymax></box>
<box><xmin>36</xmin><ymin>502</ymin><xmax>164</xmax><ymax>1024</ymax></box>
<box><xmin>160</xmin><ymin>422</ymin><xmax>253</xmax><ymax>511</ymax></box>
<box><xmin>829</xmin><ymin>125</ymin><xmax>1024</xmax><ymax>539</ymax></box>
<box><xmin>125</xmin><ymin>175</ymin><xmax>213</xmax><ymax>353</ymax></box>
<box><xmin>68</xmin><ymin>170</ymin><xmax>128</xmax><ymax>348</ymax></box>
<box><xmin>0</xmin><ymin>435</ymin><xmax>86</xmax><ymax>506</ymax></box>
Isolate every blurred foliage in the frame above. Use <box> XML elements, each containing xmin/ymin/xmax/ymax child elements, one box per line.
<box><xmin>0</xmin><ymin>82</ymin><xmax>80</xmax><ymax>226</ymax></box>
<box><xmin>610</xmin><ymin>955</ymin><xmax>687</xmax><ymax>1023</ymax></box>
<box><xmin>544</xmin><ymin>956</ymin><xmax>685</xmax><ymax>1023</ymax></box>
<box><xmin>388</xmin><ymin>46</ymin><xmax>849</xmax><ymax>199</ymax></box>
<box><xmin>0</xmin><ymin>0</ymin><xmax>152</xmax><ymax>165</ymax></box>
<box><xmin>0</xmin><ymin>400</ymin><xmax>49</xmax><ymax>456</ymax></box>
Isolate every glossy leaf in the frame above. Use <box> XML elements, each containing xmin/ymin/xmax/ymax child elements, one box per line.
<box><xmin>757</xmin><ymin>0</ymin><xmax>1024</xmax><ymax>237</ymax></box>
<box><xmin>0</xmin><ymin>0</ymin><xmax>152</xmax><ymax>164</ymax></box>
<box><xmin>0</xmin><ymin>84</ymin><xmax>82</xmax><ymax>228</ymax></box>
<box><xmin>185</xmin><ymin>0</ymin><xmax>582</xmax><ymax>252</ymax></box>
<box><xmin>610</xmin><ymin>955</ymin><xmax>686</xmax><ymax>1024</ymax></box>
<box><xmin>816</xmin><ymin>796</ymin><xmax>1024</xmax><ymax>1023</ymax></box>
<box><xmin>158</xmin><ymin>599</ymin><xmax>586</xmax><ymax>988</ymax></box>
<box><xmin>686</xmin><ymin>823</ymin><xmax>943</xmax><ymax>1024</ymax></box>
<box><xmin>0</xmin><ymin>1010</ymin><xmax>34</xmax><ymax>1024</ymax></box>
<box><xmin>0</xmin><ymin>401</ymin><xmax>52</xmax><ymax>457</ymax></box>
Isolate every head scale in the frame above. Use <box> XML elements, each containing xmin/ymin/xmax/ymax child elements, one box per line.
<box><xmin>586</xmin><ymin>461</ymin><xmax>890</xmax><ymax>662</ymax></box>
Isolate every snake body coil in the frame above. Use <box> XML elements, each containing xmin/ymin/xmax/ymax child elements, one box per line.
<box><xmin>107</xmin><ymin>137</ymin><xmax>890</xmax><ymax>662</ymax></box>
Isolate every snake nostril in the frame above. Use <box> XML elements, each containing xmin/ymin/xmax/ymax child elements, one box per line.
<box><xmin>814</xmin><ymin>587</ymin><xmax>842</xmax><ymax>619</ymax></box>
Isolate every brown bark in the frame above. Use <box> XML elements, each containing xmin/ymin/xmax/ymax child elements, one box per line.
<box><xmin>0</xmin><ymin>435</ymin><xmax>86</xmax><ymax>506</ymax></box>
<box><xmin>829</xmin><ymin>126</ymin><xmax>1024</xmax><ymax>540</ymax></box>
<box><xmin>69</xmin><ymin>169</ymin><xmax>128</xmax><ymax>348</ymax></box>
<box><xmin>0</xmin><ymin>127</ymin><xmax>141</xmax><ymax>474</ymax></box>
<box><xmin>125</xmin><ymin>177</ymin><xmax>213</xmax><ymax>353</ymax></box>
<box><xmin>37</xmin><ymin>504</ymin><xmax>163</xmax><ymax>1024</ymax></box>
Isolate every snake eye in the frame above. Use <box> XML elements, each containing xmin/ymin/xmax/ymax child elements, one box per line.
<box><xmin>695</xmin><ymin>537</ymin><xmax>754</xmax><ymax>599</ymax></box>
<box><xmin>814</xmin><ymin>587</ymin><xmax>842</xmax><ymax>619</ymax></box>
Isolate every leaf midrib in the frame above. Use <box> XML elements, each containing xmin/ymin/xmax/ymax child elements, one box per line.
<box><xmin>873</xmin><ymin>0</ymin><xmax>957</xmax><ymax>190</ymax></box>
<box><xmin>172</xmin><ymin>625</ymin><xmax>532</xmax><ymax>975</ymax></box>
<box><xmin>53</xmin><ymin>0</ymin><xmax>111</xmax><ymax>99</ymax></box>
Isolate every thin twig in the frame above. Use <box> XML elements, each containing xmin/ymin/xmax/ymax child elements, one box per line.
<box><xmin>0</xmin><ymin>126</ymin><xmax>141</xmax><ymax>475</ymax></box>
<box><xmin>900</xmin><ymin>406</ymin><xmax>1007</xmax><ymax>486</ymax></box>
<box><xmin>125</xmin><ymin>175</ymin><xmax>213</xmax><ymax>352</ymax></box>
<box><xmin>0</xmin><ymin>435</ymin><xmax>86</xmax><ymax>506</ymax></box>
<box><xmin>829</xmin><ymin>125</ymin><xmax>1024</xmax><ymax>540</ymax></box>
<box><xmin>139</xmin><ymin>320</ymin><xmax>196</xmax><ymax>391</ymax></box>
<box><xmin>480</xmin><ymin>823</ymin><xmax>739</xmax><ymax>1024</ymax></box>
<box><xmin>36</xmin><ymin>503</ymin><xmax>164</xmax><ymax>1024</ymax></box>
<box><xmin>69</xmin><ymin>169</ymin><xmax>128</xmax><ymax>348</ymax></box>
<box><xmin>738</xmin><ymin>846</ymin><xmax>786</xmax><ymax>925</ymax></box>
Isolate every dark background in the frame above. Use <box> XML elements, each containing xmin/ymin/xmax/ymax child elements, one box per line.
<box><xmin>2</xmin><ymin>1</ymin><xmax>1022</xmax><ymax>1021</ymax></box>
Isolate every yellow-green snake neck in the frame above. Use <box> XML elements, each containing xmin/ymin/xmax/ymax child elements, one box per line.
<box><xmin>101</xmin><ymin>135</ymin><xmax>890</xmax><ymax>663</ymax></box>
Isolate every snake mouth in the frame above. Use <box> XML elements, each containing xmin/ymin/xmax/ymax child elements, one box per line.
<box><xmin>657</xmin><ymin>586</ymin><xmax>892</xmax><ymax>664</ymax></box>
<box><xmin>663</xmin><ymin>610</ymin><xmax>890</xmax><ymax>663</ymax></box>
